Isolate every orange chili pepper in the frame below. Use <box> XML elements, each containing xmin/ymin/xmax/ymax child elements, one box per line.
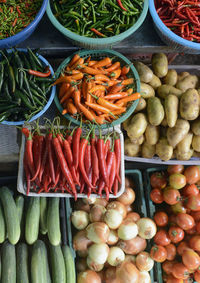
<box><xmin>68</xmin><ymin>54</ymin><xmax>80</xmax><ymax>67</ymax></box>
<box><xmin>94</xmin><ymin>74</ymin><xmax>110</xmax><ymax>82</ymax></box>
<box><xmin>82</xmin><ymin>79</ymin><xmax>87</xmax><ymax>100</ymax></box>
<box><xmin>79</xmin><ymin>104</ymin><xmax>96</xmax><ymax>122</ymax></box>
<box><xmin>93</xmin><ymin>57</ymin><xmax>112</xmax><ymax>68</ymax></box>
<box><xmin>110</xmin><ymin>69</ymin><xmax>121</xmax><ymax>80</ymax></box>
<box><xmin>89</xmin><ymin>85</ymin><xmax>105</xmax><ymax>93</ymax></box>
<box><xmin>59</xmin><ymin>83</ymin><xmax>70</xmax><ymax>99</ymax></box>
<box><xmin>127</xmin><ymin>88</ymin><xmax>133</xmax><ymax>95</ymax></box>
<box><xmin>71</xmin><ymin>57</ymin><xmax>84</xmax><ymax>70</ymax></box>
<box><xmin>73</xmin><ymin>89</ymin><xmax>81</xmax><ymax>109</ymax></box>
<box><xmin>81</xmin><ymin>66</ymin><xmax>104</xmax><ymax>75</ymax></box>
<box><xmin>88</xmin><ymin>61</ymin><xmax>97</xmax><ymax>66</ymax></box>
<box><xmin>85</xmin><ymin>56</ymin><xmax>91</xmax><ymax>63</ymax></box>
<box><xmin>104</xmin><ymin>80</ymin><xmax>120</xmax><ymax>87</ymax></box>
<box><xmin>109</xmin><ymin>83</ymin><xmax>123</xmax><ymax>94</ymax></box>
<box><xmin>85</xmin><ymin>102</ymin><xmax>111</xmax><ymax>114</ymax></box>
<box><xmin>121</xmin><ymin>64</ymin><xmax>131</xmax><ymax>75</ymax></box>
<box><xmin>67</xmin><ymin>99</ymin><xmax>78</xmax><ymax>115</ymax></box>
<box><xmin>116</xmin><ymin>92</ymin><xmax>140</xmax><ymax>105</ymax></box>
<box><xmin>93</xmin><ymin>95</ymin><xmax>123</xmax><ymax>111</ymax></box>
<box><xmin>104</xmin><ymin>92</ymin><xmax>128</xmax><ymax>100</ymax></box>
<box><xmin>65</xmin><ymin>69</ymin><xmax>80</xmax><ymax>75</ymax></box>
<box><xmin>121</xmin><ymin>78</ymin><xmax>134</xmax><ymax>85</ymax></box>
<box><xmin>105</xmin><ymin>62</ymin><xmax>120</xmax><ymax>72</ymax></box>
<box><xmin>60</xmin><ymin>86</ymin><xmax>76</xmax><ymax>104</ymax></box>
<box><xmin>62</xmin><ymin>109</ymin><xmax>68</xmax><ymax>115</ymax></box>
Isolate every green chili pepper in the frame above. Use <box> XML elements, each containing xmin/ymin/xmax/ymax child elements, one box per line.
<box><xmin>15</xmin><ymin>89</ymin><xmax>36</xmax><ymax>111</ymax></box>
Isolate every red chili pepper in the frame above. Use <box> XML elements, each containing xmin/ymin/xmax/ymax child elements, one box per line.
<box><xmin>31</xmin><ymin>135</ymin><xmax>44</xmax><ymax>182</ymax></box>
<box><xmin>28</xmin><ymin>68</ymin><xmax>51</xmax><ymax>78</ymax></box>
<box><xmin>116</xmin><ymin>0</ymin><xmax>127</xmax><ymax>11</ymax></box>
<box><xmin>98</xmin><ymin>180</ymin><xmax>105</xmax><ymax>196</ymax></box>
<box><xmin>113</xmin><ymin>177</ymin><xmax>119</xmax><ymax>196</ymax></box>
<box><xmin>80</xmin><ymin>175</ymin><xmax>85</xmax><ymax>194</ymax></box>
<box><xmin>91</xmin><ymin>132</ymin><xmax>99</xmax><ymax>187</ymax></box>
<box><xmin>85</xmin><ymin>143</ymin><xmax>92</xmax><ymax>175</ymax></box>
<box><xmin>24</xmin><ymin>154</ymin><xmax>30</xmax><ymax>195</ymax></box>
<box><xmin>57</xmin><ymin>133</ymin><xmax>64</xmax><ymax>147</ymax></box>
<box><xmin>21</xmin><ymin>127</ymin><xmax>30</xmax><ymax>138</ymax></box>
<box><xmin>91</xmin><ymin>28</ymin><xmax>106</xmax><ymax>37</ymax></box>
<box><xmin>109</xmin><ymin>153</ymin><xmax>116</xmax><ymax>193</ymax></box>
<box><xmin>53</xmin><ymin>163</ymin><xmax>60</xmax><ymax>188</ymax></box>
<box><xmin>47</xmin><ymin>133</ymin><xmax>56</xmax><ymax>184</ymax></box>
<box><xmin>39</xmin><ymin>136</ymin><xmax>48</xmax><ymax>182</ymax></box>
<box><xmin>16</xmin><ymin>5</ymin><xmax>21</xmax><ymax>15</ymax></box>
<box><xmin>73</xmin><ymin>127</ymin><xmax>82</xmax><ymax>170</ymax></box>
<box><xmin>97</xmin><ymin>131</ymin><xmax>109</xmax><ymax>187</ymax></box>
<box><xmin>25</xmin><ymin>132</ymin><xmax>35</xmax><ymax>179</ymax></box>
<box><xmin>114</xmin><ymin>136</ymin><xmax>121</xmax><ymax>184</ymax></box>
<box><xmin>104</xmin><ymin>138</ymin><xmax>111</xmax><ymax>160</ymax></box>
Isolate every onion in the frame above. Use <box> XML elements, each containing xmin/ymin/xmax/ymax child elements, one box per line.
<box><xmin>77</xmin><ymin>270</ymin><xmax>101</xmax><ymax>283</ymax></box>
<box><xmin>87</xmin><ymin>256</ymin><xmax>104</xmax><ymax>272</ymax></box>
<box><xmin>116</xmin><ymin>261</ymin><xmax>140</xmax><ymax>283</ymax></box>
<box><xmin>108</xmin><ymin>230</ymin><xmax>119</xmax><ymax>245</ymax></box>
<box><xmin>118</xmin><ymin>219</ymin><xmax>138</xmax><ymax>240</ymax></box>
<box><xmin>86</xmin><ymin>222</ymin><xmax>110</xmax><ymax>243</ymax></box>
<box><xmin>139</xmin><ymin>271</ymin><xmax>151</xmax><ymax>283</ymax></box>
<box><xmin>71</xmin><ymin>210</ymin><xmax>89</xmax><ymax>230</ymax></box>
<box><xmin>95</xmin><ymin>198</ymin><xmax>108</xmax><ymax>207</ymax></box>
<box><xmin>88</xmin><ymin>243</ymin><xmax>109</xmax><ymax>264</ymax></box>
<box><xmin>126</xmin><ymin>212</ymin><xmax>140</xmax><ymax>223</ymax></box>
<box><xmin>117</xmin><ymin>188</ymin><xmax>136</xmax><ymax>206</ymax></box>
<box><xmin>126</xmin><ymin>205</ymin><xmax>133</xmax><ymax>213</ymax></box>
<box><xmin>104</xmin><ymin>209</ymin><xmax>123</xmax><ymax>229</ymax></box>
<box><xmin>107</xmin><ymin>247</ymin><xmax>125</xmax><ymax>266</ymax></box>
<box><xmin>125</xmin><ymin>177</ymin><xmax>134</xmax><ymax>188</ymax></box>
<box><xmin>76</xmin><ymin>258</ymin><xmax>87</xmax><ymax>273</ymax></box>
<box><xmin>107</xmin><ymin>201</ymin><xmax>127</xmax><ymax>219</ymax></box>
<box><xmin>83</xmin><ymin>197</ymin><xmax>96</xmax><ymax>205</ymax></box>
<box><xmin>136</xmin><ymin>218</ymin><xmax>157</xmax><ymax>239</ymax></box>
<box><xmin>135</xmin><ymin>252</ymin><xmax>154</xmax><ymax>271</ymax></box>
<box><xmin>73</xmin><ymin>230</ymin><xmax>92</xmax><ymax>251</ymax></box>
<box><xmin>75</xmin><ymin>200</ymin><xmax>90</xmax><ymax>213</ymax></box>
<box><xmin>105</xmin><ymin>267</ymin><xmax>120</xmax><ymax>283</ymax></box>
<box><xmin>125</xmin><ymin>255</ymin><xmax>136</xmax><ymax>264</ymax></box>
<box><xmin>89</xmin><ymin>205</ymin><xmax>106</xmax><ymax>223</ymax></box>
<box><xmin>118</xmin><ymin>236</ymin><xmax>147</xmax><ymax>255</ymax></box>
<box><xmin>77</xmin><ymin>250</ymin><xmax>88</xmax><ymax>258</ymax></box>
<box><xmin>97</xmin><ymin>270</ymin><xmax>105</xmax><ymax>282</ymax></box>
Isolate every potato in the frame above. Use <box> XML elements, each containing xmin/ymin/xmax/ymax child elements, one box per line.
<box><xmin>156</xmin><ymin>138</ymin><xmax>173</xmax><ymax>161</ymax></box>
<box><xmin>180</xmin><ymin>89</ymin><xmax>199</xmax><ymax>121</ymax></box>
<box><xmin>151</xmin><ymin>53</ymin><xmax>168</xmax><ymax>78</ymax></box>
<box><xmin>177</xmin><ymin>72</ymin><xmax>190</xmax><ymax>83</ymax></box>
<box><xmin>193</xmin><ymin>151</ymin><xmax>200</xmax><ymax>158</ymax></box>
<box><xmin>175</xmin><ymin>149</ymin><xmax>193</xmax><ymax>161</ymax></box>
<box><xmin>176</xmin><ymin>132</ymin><xmax>193</xmax><ymax>160</ymax></box>
<box><xmin>165</xmin><ymin>94</ymin><xmax>179</xmax><ymax>128</ymax></box>
<box><xmin>163</xmin><ymin>69</ymin><xmax>178</xmax><ymax>86</ymax></box>
<box><xmin>176</xmin><ymin>75</ymin><xmax>198</xmax><ymax>92</ymax></box>
<box><xmin>192</xmin><ymin>135</ymin><xmax>200</xmax><ymax>152</ymax></box>
<box><xmin>167</xmin><ymin>119</ymin><xmax>190</xmax><ymax>148</ymax></box>
<box><xmin>161</xmin><ymin>117</ymin><xmax>168</xmax><ymax>127</ymax></box>
<box><xmin>134</xmin><ymin>62</ymin><xmax>153</xmax><ymax>83</ymax></box>
<box><xmin>135</xmin><ymin>98</ymin><xmax>146</xmax><ymax>113</ymax></box>
<box><xmin>157</xmin><ymin>84</ymin><xmax>182</xmax><ymax>99</ymax></box>
<box><xmin>141</xmin><ymin>142</ymin><xmax>156</xmax><ymax>158</ymax></box>
<box><xmin>126</xmin><ymin>113</ymin><xmax>148</xmax><ymax>139</ymax></box>
<box><xmin>130</xmin><ymin>135</ymin><xmax>144</xmax><ymax>145</ymax></box>
<box><xmin>140</xmin><ymin>83</ymin><xmax>155</xmax><ymax>99</ymax></box>
<box><xmin>192</xmin><ymin>118</ymin><xmax>200</xmax><ymax>135</ymax></box>
<box><xmin>123</xmin><ymin>116</ymin><xmax>132</xmax><ymax>131</ymax></box>
<box><xmin>145</xmin><ymin>124</ymin><xmax>159</xmax><ymax>145</ymax></box>
<box><xmin>147</xmin><ymin>97</ymin><xmax>164</xmax><ymax>126</ymax></box>
<box><xmin>124</xmin><ymin>138</ymin><xmax>140</xmax><ymax>157</ymax></box>
<box><xmin>149</xmin><ymin>74</ymin><xmax>162</xmax><ymax>90</ymax></box>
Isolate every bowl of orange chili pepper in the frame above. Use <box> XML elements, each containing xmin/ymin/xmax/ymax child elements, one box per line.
<box><xmin>54</xmin><ymin>49</ymin><xmax>140</xmax><ymax>128</ymax></box>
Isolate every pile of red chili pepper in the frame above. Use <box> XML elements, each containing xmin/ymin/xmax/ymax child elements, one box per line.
<box><xmin>22</xmin><ymin>121</ymin><xmax>121</xmax><ymax>201</ymax></box>
<box><xmin>155</xmin><ymin>0</ymin><xmax>200</xmax><ymax>42</ymax></box>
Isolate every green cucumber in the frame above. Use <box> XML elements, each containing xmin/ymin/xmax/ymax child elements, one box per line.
<box><xmin>0</xmin><ymin>187</ymin><xmax>20</xmax><ymax>244</ymax></box>
<box><xmin>40</xmin><ymin>197</ymin><xmax>48</xmax><ymax>235</ymax></box>
<box><xmin>15</xmin><ymin>195</ymin><xmax>25</xmax><ymax>233</ymax></box>
<box><xmin>47</xmin><ymin>198</ymin><xmax>61</xmax><ymax>246</ymax></box>
<box><xmin>44</xmin><ymin>243</ymin><xmax>52</xmax><ymax>283</ymax></box>
<box><xmin>16</xmin><ymin>243</ymin><xmax>29</xmax><ymax>283</ymax></box>
<box><xmin>25</xmin><ymin>197</ymin><xmax>40</xmax><ymax>245</ymax></box>
<box><xmin>50</xmin><ymin>244</ymin><xmax>66</xmax><ymax>283</ymax></box>
<box><xmin>0</xmin><ymin>202</ymin><xmax>6</xmax><ymax>243</ymax></box>
<box><xmin>1</xmin><ymin>241</ymin><xmax>16</xmax><ymax>283</ymax></box>
<box><xmin>0</xmin><ymin>254</ymin><xmax>1</xmax><ymax>281</ymax></box>
<box><xmin>62</xmin><ymin>245</ymin><xmax>76</xmax><ymax>283</ymax></box>
<box><xmin>31</xmin><ymin>240</ymin><xmax>47</xmax><ymax>283</ymax></box>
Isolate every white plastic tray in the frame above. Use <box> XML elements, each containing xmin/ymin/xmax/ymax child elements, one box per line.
<box><xmin>17</xmin><ymin>126</ymin><xmax>125</xmax><ymax>198</ymax></box>
<box><xmin>125</xmin><ymin>65</ymin><xmax>200</xmax><ymax>165</ymax></box>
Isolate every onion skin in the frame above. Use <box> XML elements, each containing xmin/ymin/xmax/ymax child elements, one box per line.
<box><xmin>116</xmin><ymin>261</ymin><xmax>140</xmax><ymax>283</ymax></box>
<box><xmin>87</xmin><ymin>256</ymin><xmax>104</xmax><ymax>272</ymax></box>
<box><xmin>139</xmin><ymin>271</ymin><xmax>151</xmax><ymax>283</ymax></box>
<box><xmin>137</xmin><ymin>218</ymin><xmax>157</xmax><ymax>240</ymax></box>
<box><xmin>108</xmin><ymin>230</ymin><xmax>119</xmax><ymax>245</ymax></box>
<box><xmin>117</xmin><ymin>188</ymin><xmax>136</xmax><ymax>206</ymax></box>
<box><xmin>135</xmin><ymin>252</ymin><xmax>154</xmax><ymax>271</ymax></box>
<box><xmin>86</xmin><ymin>222</ymin><xmax>110</xmax><ymax>243</ymax></box>
<box><xmin>88</xmin><ymin>243</ymin><xmax>109</xmax><ymax>264</ymax></box>
<box><xmin>71</xmin><ymin>210</ymin><xmax>89</xmax><ymax>230</ymax></box>
<box><xmin>107</xmin><ymin>247</ymin><xmax>125</xmax><ymax>266</ymax></box>
<box><xmin>97</xmin><ymin>270</ymin><xmax>105</xmax><ymax>282</ymax></box>
<box><xmin>126</xmin><ymin>212</ymin><xmax>140</xmax><ymax>222</ymax></box>
<box><xmin>118</xmin><ymin>219</ymin><xmax>138</xmax><ymax>240</ymax></box>
<box><xmin>126</xmin><ymin>205</ymin><xmax>133</xmax><ymax>213</ymax></box>
<box><xmin>76</xmin><ymin>258</ymin><xmax>88</xmax><ymax>273</ymax></box>
<box><xmin>125</xmin><ymin>255</ymin><xmax>136</xmax><ymax>264</ymax></box>
<box><xmin>83</xmin><ymin>197</ymin><xmax>96</xmax><ymax>205</ymax></box>
<box><xmin>95</xmin><ymin>198</ymin><xmax>108</xmax><ymax>207</ymax></box>
<box><xmin>118</xmin><ymin>236</ymin><xmax>147</xmax><ymax>255</ymax></box>
<box><xmin>77</xmin><ymin>250</ymin><xmax>88</xmax><ymax>258</ymax></box>
<box><xmin>105</xmin><ymin>267</ymin><xmax>120</xmax><ymax>283</ymax></box>
<box><xmin>77</xmin><ymin>270</ymin><xmax>101</xmax><ymax>283</ymax></box>
<box><xmin>75</xmin><ymin>200</ymin><xmax>90</xmax><ymax>213</ymax></box>
<box><xmin>89</xmin><ymin>205</ymin><xmax>106</xmax><ymax>222</ymax></box>
<box><xmin>73</xmin><ymin>230</ymin><xmax>92</xmax><ymax>251</ymax></box>
<box><xmin>104</xmin><ymin>209</ymin><xmax>123</xmax><ymax>229</ymax></box>
<box><xmin>107</xmin><ymin>201</ymin><xmax>127</xmax><ymax>219</ymax></box>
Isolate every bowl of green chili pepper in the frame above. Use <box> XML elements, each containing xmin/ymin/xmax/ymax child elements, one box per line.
<box><xmin>0</xmin><ymin>48</ymin><xmax>56</xmax><ymax>125</ymax></box>
<box><xmin>46</xmin><ymin>0</ymin><xmax>148</xmax><ymax>49</ymax></box>
<box><xmin>0</xmin><ymin>0</ymin><xmax>48</xmax><ymax>49</ymax></box>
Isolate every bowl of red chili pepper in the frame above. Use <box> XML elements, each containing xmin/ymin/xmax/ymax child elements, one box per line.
<box><xmin>0</xmin><ymin>0</ymin><xmax>48</xmax><ymax>49</ymax></box>
<box><xmin>149</xmin><ymin>0</ymin><xmax>200</xmax><ymax>53</ymax></box>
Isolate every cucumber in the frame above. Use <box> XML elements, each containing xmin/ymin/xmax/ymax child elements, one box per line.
<box><xmin>0</xmin><ymin>186</ymin><xmax>20</xmax><ymax>244</ymax></box>
<box><xmin>0</xmin><ymin>202</ymin><xmax>6</xmax><ymax>243</ymax></box>
<box><xmin>16</xmin><ymin>243</ymin><xmax>29</xmax><ymax>283</ymax></box>
<box><xmin>25</xmin><ymin>197</ymin><xmax>40</xmax><ymax>245</ymax></box>
<box><xmin>1</xmin><ymin>241</ymin><xmax>16</xmax><ymax>283</ymax></box>
<box><xmin>62</xmin><ymin>245</ymin><xmax>76</xmax><ymax>283</ymax></box>
<box><xmin>44</xmin><ymin>243</ymin><xmax>52</xmax><ymax>283</ymax></box>
<box><xmin>50</xmin><ymin>244</ymin><xmax>66</xmax><ymax>283</ymax></box>
<box><xmin>31</xmin><ymin>240</ymin><xmax>47</xmax><ymax>283</ymax></box>
<box><xmin>0</xmin><ymin>254</ymin><xmax>1</xmax><ymax>281</ymax></box>
<box><xmin>15</xmin><ymin>195</ymin><xmax>25</xmax><ymax>235</ymax></box>
<box><xmin>47</xmin><ymin>198</ymin><xmax>61</xmax><ymax>246</ymax></box>
<box><xmin>40</xmin><ymin>197</ymin><xmax>48</xmax><ymax>235</ymax></box>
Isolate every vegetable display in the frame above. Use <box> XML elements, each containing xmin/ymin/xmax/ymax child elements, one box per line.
<box><xmin>51</xmin><ymin>0</ymin><xmax>144</xmax><ymax>38</ymax></box>
<box><xmin>0</xmin><ymin>49</ymin><xmax>53</xmax><ymax>123</ymax></box>
<box><xmin>124</xmin><ymin>52</ymin><xmax>200</xmax><ymax>161</ymax></box>
<box><xmin>55</xmin><ymin>53</ymin><xmax>140</xmax><ymax>125</ymax></box>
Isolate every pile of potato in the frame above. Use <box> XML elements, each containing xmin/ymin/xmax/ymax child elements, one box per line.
<box><xmin>124</xmin><ymin>53</ymin><xmax>200</xmax><ymax>161</ymax></box>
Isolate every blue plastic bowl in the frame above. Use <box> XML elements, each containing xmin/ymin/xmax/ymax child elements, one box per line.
<box><xmin>0</xmin><ymin>0</ymin><xmax>48</xmax><ymax>49</ymax></box>
<box><xmin>1</xmin><ymin>49</ymin><xmax>56</xmax><ymax>126</ymax></box>
<box><xmin>149</xmin><ymin>0</ymin><xmax>200</xmax><ymax>53</ymax></box>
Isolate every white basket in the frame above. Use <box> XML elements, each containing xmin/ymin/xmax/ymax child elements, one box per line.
<box><xmin>17</xmin><ymin>126</ymin><xmax>125</xmax><ymax>198</ymax></box>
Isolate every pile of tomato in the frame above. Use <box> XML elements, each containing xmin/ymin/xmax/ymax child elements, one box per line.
<box><xmin>149</xmin><ymin>165</ymin><xmax>200</xmax><ymax>283</ymax></box>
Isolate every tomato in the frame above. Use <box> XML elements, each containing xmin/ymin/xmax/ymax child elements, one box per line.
<box><xmin>154</xmin><ymin>211</ymin><xmax>168</xmax><ymax>227</ymax></box>
<box><xmin>182</xmin><ymin>184</ymin><xmax>199</xmax><ymax>197</ymax></box>
<box><xmin>186</xmin><ymin>194</ymin><xmax>200</xmax><ymax>211</ymax></box>
<box><xmin>191</xmin><ymin>211</ymin><xmax>200</xmax><ymax>222</ymax></box>
<box><xmin>194</xmin><ymin>271</ymin><xmax>200</xmax><ymax>282</ymax></box>
<box><xmin>150</xmin><ymin>245</ymin><xmax>167</xmax><ymax>263</ymax></box>
<box><xmin>177</xmin><ymin>241</ymin><xmax>190</xmax><ymax>256</ymax></box>
<box><xmin>169</xmin><ymin>215</ymin><xmax>177</xmax><ymax>226</ymax></box>
<box><xmin>169</xmin><ymin>174</ymin><xmax>186</xmax><ymax>190</ymax></box>
<box><xmin>162</xmin><ymin>261</ymin><xmax>176</xmax><ymax>275</ymax></box>
<box><xmin>172</xmin><ymin>263</ymin><xmax>190</xmax><ymax>280</ymax></box>
<box><xmin>184</xmin><ymin>166</ymin><xmax>200</xmax><ymax>185</ymax></box>
<box><xmin>150</xmin><ymin>188</ymin><xmax>164</xmax><ymax>204</ymax></box>
<box><xmin>189</xmin><ymin>236</ymin><xmax>200</xmax><ymax>252</ymax></box>
<box><xmin>196</xmin><ymin>222</ymin><xmax>200</xmax><ymax>233</ymax></box>
<box><xmin>163</xmin><ymin>188</ymin><xmax>181</xmax><ymax>205</ymax></box>
<box><xmin>154</xmin><ymin>229</ymin><xmax>171</xmax><ymax>246</ymax></box>
<box><xmin>166</xmin><ymin>275</ymin><xmax>184</xmax><ymax>283</ymax></box>
<box><xmin>150</xmin><ymin>171</ymin><xmax>167</xmax><ymax>189</ymax></box>
<box><xmin>182</xmin><ymin>249</ymin><xmax>200</xmax><ymax>270</ymax></box>
<box><xmin>176</xmin><ymin>213</ymin><xmax>195</xmax><ymax>231</ymax></box>
<box><xmin>168</xmin><ymin>226</ymin><xmax>185</xmax><ymax>243</ymax></box>
<box><xmin>168</xmin><ymin>165</ymin><xmax>184</xmax><ymax>175</ymax></box>
<box><xmin>165</xmin><ymin>243</ymin><xmax>176</xmax><ymax>260</ymax></box>
<box><xmin>183</xmin><ymin>277</ymin><xmax>194</xmax><ymax>283</ymax></box>
<box><xmin>171</xmin><ymin>202</ymin><xmax>187</xmax><ymax>214</ymax></box>
<box><xmin>185</xmin><ymin>226</ymin><xmax>196</xmax><ymax>235</ymax></box>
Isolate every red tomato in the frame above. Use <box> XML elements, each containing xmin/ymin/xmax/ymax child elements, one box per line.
<box><xmin>150</xmin><ymin>171</ymin><xmax>167</xmax><ymax>189</ymax></box>
<box><xmin>167</xmin><ymin>165</ymin><xmax>184</xmax><ymax>175</ymax></box>
<box><xmin>194</xmin><ymin>271</ymin><xmax>200</xmax><ymax>282</ymax></box>
<box><xmin>172</xmin><ymin>263</ymin><xmax>190</xmax><ymax>280</ymax></box>
<box><xmin>186</xmin><ymin>194</ymin><xmax>200</xmax><ymax>211</ymax></box>
<box><xmin>185</xmin><ymin>226</ymin><xmax>196</xmax><ymax>235</ymax></box>
<box><xmin>184</xmin><ymin>166</ymin><xmax>200</xmax><ymax>185</ymax></box>
<box><xmin>196</xmin><ymin>222</ymin><xmax>200</xmax><ymax>233</ymax></box>
<box><xmin>191</xmin><ymin>211</ymin><xmax>200</xmax><ymax>222</ymax></box>
<box><xmin>171</xmin><ymin>202</ymin><xmax>187</xmax><ymax>214</ymax></box>
<box><xmin>154</xmin><ymin>230</ymin><xmax>171</xmax><ymax>246</ymax></box>
<box><xmin>182</xmin><ymin>249</ymin><xmax>200</xmax><ymax>270</ymax></box>
<box><xmin>168</xmin><ymin>226</ymin><xmax>185</xmax><ymax>244</ymax></box>
<box><xmin>189</xmin><ymin>236</ymin><xmax>200</xmax><ymax>252</ymax></box>
<box><xmin>169</xmin><ymin>174</ymin><xmax>186</xmax><ymax>190</ymax></box>
<box><xmin>162</xmin><ymin>261</ymin><xmax>176</xmax><ymax>275</ymax></box>
<box><xmin>169</xmin><ymin>215</ymin><xmax>177</xmax><ymax>226</ymax></box>
<box><xmin>166</xmin><ymin>275</ymin><xmax>184</xmax><ymax>283</ymax></box>
<box><xmin>165</xmin><ymin>243</ymin><xmax>176</xmax><ymax>260</ymax></box>
<box><xmin>176</xmin><ymin>213</ymin><xmax>195</xmax><ymax>231</ymax></box>
<box><xmin>177</xmin><ymin>241</ymin><xmax>190</xmax><ymax>256</ymax></box>
<box><xmin>182</xmin><ymin>184</ymin><xmax>199</xmax><ymax>197</ymax></box>
<box><xmin>150</xmin><ymin>188</ymin><xmax>164</xmax><ymax>204</ymax></box>
<box><xmin>150</xmin><ymin>245</ymin><xmax>167</xmax><ymax>263</ymax></box>
<box><xmin>154</xmin><ymin>211</ymin><xmax>169</xmax><ymax>227</ymax></box>
<box><xmin>163</xmin><ymin>188</ymin><xmax>181</xmax><ymax>205</ymax></box>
